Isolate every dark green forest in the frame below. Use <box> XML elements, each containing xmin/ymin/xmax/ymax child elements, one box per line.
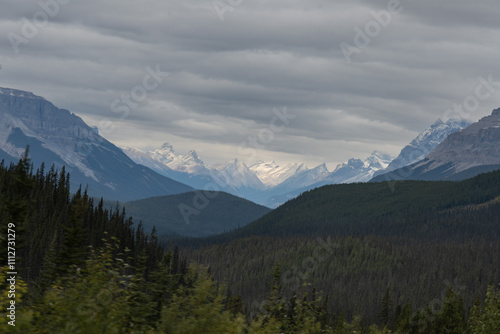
<box><xmin>0</xmin><ymin>155</ymin><xmax>499</xmax><ymax>333</ymax></box>
<box><xmin>183</xmin><ymin>236</ymin><xmax>500</xmax><ymax>327</ymax></box>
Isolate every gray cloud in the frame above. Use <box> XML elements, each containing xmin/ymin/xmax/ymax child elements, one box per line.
<box><xmin>1</xmin><ymin>0</ymin><xmax>500</xmax><ymax>167</ymax></box>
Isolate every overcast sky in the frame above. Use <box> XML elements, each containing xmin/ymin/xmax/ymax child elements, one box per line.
<box><xmin>1</xmin><ymin>0</ymin><xmax>500</xmax><ymax>169</ymax></box>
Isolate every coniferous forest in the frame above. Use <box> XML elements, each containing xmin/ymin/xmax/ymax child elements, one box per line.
<box><xmin>1</xmin><ymin>155</ymin><xmax>500</xmax><ymax>333</ymax></box>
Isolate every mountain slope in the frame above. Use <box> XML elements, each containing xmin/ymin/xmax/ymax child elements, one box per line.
<box><xmin>373</xmin><ymin>118</ymin><xmax>471</xmax><ymax>178</ymax></box>
<box><xmin>0</xmin><ymin>87</ymin><xmax>192</xmax><ymax>201</ymax></box>
<box><xmin>215</xmin><ymin>169</ymin><xmax>500</xmax><ymax>240</ymax></box>
<box><xmin>212</xmin><ymin>158</ymin><xmax>265</xmax><ymax>191</ymax></box>
<box><xmin>125</xmin><ymin>191</ymin><xmax>272</xmax><ymax>237</ymax></box>
<box><xmin>372</xmin><ymin>108</ymin><xmax>500</xmax><ymax>182</ymax></box>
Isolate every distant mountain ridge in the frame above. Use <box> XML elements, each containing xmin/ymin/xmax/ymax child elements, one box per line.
<box><xmin>372</xmin><ymin>108</ymin><xmax>500</xmax><ymax>182</ymax></box>
<box><xmin>125</xmin><ymin>113</ymin><xmax>475</xmax><ymax>208</ymax></box>
<box><xmin>124</xmin><ymin>143</ymin><xmax>395</xmax><ymax>207</ymax></box>
<box><xmin>0</xmin><ymin>87</ymin><xmax>192</xmax><ymax>201</ymax></box>
<box><xmin>262</xmin><ymin>151</ymin><xmax>393</xmax><ymax>207</ymax></box>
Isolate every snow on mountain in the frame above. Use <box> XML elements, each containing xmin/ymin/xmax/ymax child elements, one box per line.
<box><xmin>260</xmin><ymin>152</ymin><xmax>393</xmax><ymax>208</ymax></box>
<box><xmin>371</xmin><ymin>110</ymin><xmax>500</xmax><ymax>182</ymax></box>
<box><xmin>124</xmin><ymin>143</ymin><xmax>319</xmax><ymax>195</ymax></box>
<box><xmin>329</xmin><ymin>151</ymin><xmax>393</xmax><ymax>184</ymax></box>
<box><xmin>124</xmin><ymin>141</ymin><xmax>395</xmax><ymax>208</ymax></box>
<box><xmin>374</xmin><ymin>118</ymin><xmax>471</xmax><ymax>177</ymax></box>
<box><xmin>122</xmin><ymin>147</ymin><xmax>175</xmax><ymax>176</ymax></box>
<box><xmin>249</xmin><ymin>161</ymin><xmax>309</xmax><ymax>187</ymax></box>
<box><xmin>257</xmin><ymin>163</ymin><xmax>330</xmax><ymax>207</ymax></box>
<box><xmin>124</xmin><ymin>145</ymin><xmax>266</xmax><ymax>197</ymax></box>
<box><xmin>125</xmin><ymin>143</ymin><xmax>210</xmax><ymax>176</ymax></box>
<box><xmin>400</xmin><ymin>108</ymin><xmax>500</xmax><ymax>180</ymax></box>
<box><xmin>0</xmin><ymin>87</ymin><xmax>98</xmax><ymax>180</ymax></box>
<box><xmin>122</xmin><ymin>144</ymin><xmax>217</xmax><ymax>191</ymax></box>
<box><xmin>148</xmin><ymin>143</ymin><xmax>177</xmax><ymax>164</ymax></box>
<box><xmin>213</xmin><ymin>158</ymin><xmax>265</xmax><ymax>190</ymax></box>
<box><xmin>120</xmin><ymin>115</ymin><xmax>471</xmax><ymax>207</ymax></box>
<box><xmin>281</xmin><ymin>163</ymin><xmax>330</xmax><ymax>189</ymax></box>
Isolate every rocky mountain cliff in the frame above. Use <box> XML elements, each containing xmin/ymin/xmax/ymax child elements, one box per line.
<box><xmin>0</xmin><ymin>87</ymin><xmax>192</xmax><ymax>201</ymax></box>
<box><xmin>372</xmin><ymin>108</ymin><xmax>500</xmax><ymax>182</ymax></box>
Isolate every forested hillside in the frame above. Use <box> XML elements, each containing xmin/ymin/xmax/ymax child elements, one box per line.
<box><xmin>182</xmin><ymin>235</ymin><xmax>500</xmax><ymax>326</ymax></box>
<box><xmin>125</xmin><ymin>191</ymin><xmax>271</xmax><ymax>237</ymax></box>
<box><xmin>207</xmin><ymin>171</ymin><xmax>500</xmax><ymax>241</ymax></box>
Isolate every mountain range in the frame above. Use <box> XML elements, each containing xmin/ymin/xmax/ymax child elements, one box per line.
<box><xmin>123</xmin><ymin>116</ymin><xmax>471</xmax><ymax>207</ymax></box>
<box><xmin>124</xmin><ymin>143</ymin><xmax>397</xmax><ymax>207</ymax></box>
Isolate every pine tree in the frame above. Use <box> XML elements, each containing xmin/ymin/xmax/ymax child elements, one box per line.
<box><xmin>263</xmin><ymin>263</ymin><xmax>286</xmax><ymax>322</ymax></box>
<box><xmin>432</xmin><ymin>286</ymin><xmax>466</xmax><ymax>334</ymax></box>
<box><xmin>378</xmin><ymin>288</ymin><xmax>393</xmax><ymax>327</ymax></box>
<box><xmin>56</xmin><ymin>193</ymin><xmax>89</xmax><ymax>276</ymax></box>
<box><xmin>127</xmin><ymin>250</ymin><xmax>158</xmax><ymax>331</ymax></box>
<box><xmin>149</xmin><ymin>252</ymin><xmax>177</xmax><ymax>322</ymax></box>
<box><xmin>393</xmin><ymin>300</ymin><xmax>412</xmax><ymax>333</ymax></box>
<box><xmin>469</xmin><ymin>284</ymin><xmax>500</xmax><ymax>333</ymax></box>
<box><xmin>0</xmin><ymin>149</ymin><xmax>33</xmax><ymax>269</ymax></box>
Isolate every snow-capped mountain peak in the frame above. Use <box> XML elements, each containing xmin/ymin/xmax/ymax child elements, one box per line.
<box><xmin>188</xmin><ymin>150</ymin><xmax>203</xmax><ymax>165</ymax></box>
<box><xmin>372</xmin><ymin>107</ymin><xmax>500</xmax><ymax>182</ymax></box>
<box><xmin>333</xmin><ymin>158</ymin><xmax>363</xmax><ymax>172</ymax></box>
<box><xmin>364</xmin><ymin>151</ymin><xmax>393</xmax><ymax>169</ymax></box>
<box><xmin>149</xmin><ymin>142</ymin><xmax>177</xmax><ymax>164</ymax></box>
<box><xmin>409</xmin><ymin>118</ymin><xmax>469</xmax><ymax>150</ymax></box>
<box><xmin>126</xmin><ymin>143</ymin><xmax>208</xmax><ymax>175</ymax></box>
<box><xmin>315</xmin><ymin>163</ymin><xmax>329</xmax><ymax>173</ymax></box>
<box><xmin>275</xmin><ymin>162</ymin><xmax>330</xmax><ymax>190</ymax></box>
<box><xmin>213</xmin><ymin>158</ymin><xmax>265</xmax><ymax>189</ymax></box>
<box><xmin>249</xmin><ymin>160</ymin><xmax>310</xmax><ymax>187</ymax></box>
<box><xmin>328</xmin><ymin>151</ymin><xmax>394</xmax><ymax>184</ymax></box>
<box><xmin>379</xmin><ymin>118</ymin><xmax>472</xmax><ymax>174</ymax></box>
